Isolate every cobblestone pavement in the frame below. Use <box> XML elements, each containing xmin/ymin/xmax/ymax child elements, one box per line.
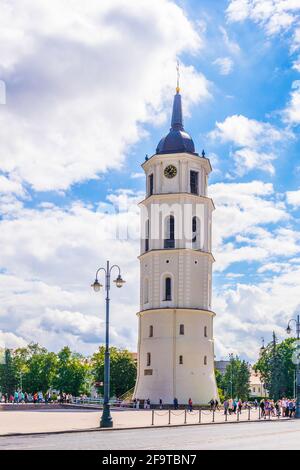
<box><xmin>0</xmin><ymin>407</ymin><xmax>285</xmax><ymax>435</ymax></box>
<box><xmin>0</xmin><ymin>420</ymin><xmax>299</xmax><ymax>450</ymax></box>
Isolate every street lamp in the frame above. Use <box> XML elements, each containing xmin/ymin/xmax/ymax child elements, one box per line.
<box><xmin>286</xmin><ymin>314</ymin><xmax>300</xmax><ymax>419</ymax></box>
<box><xmin>91</xmin><ymin>260</ymin><xmax>125</xmax><ymax>428</ymax></box>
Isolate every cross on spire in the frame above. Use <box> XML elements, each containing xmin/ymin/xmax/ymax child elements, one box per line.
<box><xmin>176</xmin><ymin>60</ymin><xmax>180</xmax><ymax>94</ymax></box>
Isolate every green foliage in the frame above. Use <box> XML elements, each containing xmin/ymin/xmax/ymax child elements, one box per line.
<box><xmin>221</xmin><ymin>356</ymin><xmax>250</xmax><ymax>401</ymax></box>
<box><xmin>92</xmin><ymin>346</ymin><xmax>137</xmax><ymax>398</ymax></box>
<box><xmin>0</xmin><ymin>349</ymin><xmax>18</xmax><ymax>395</ymax></box>
<box><xmin>53</xmin><ymin>347</ymin><xmax>91</xmax><ymax>396</ymax></box>
<box><xmin>254</xmin><ymin>334</ymin><xmax>296</xmax><ymax>400</ymax></box>
<box><xmin>13</xmin><ymin>343</ymin><xmax>58</xmax><ymax>393</ymax></box>
<box><xmin>0</xmin><ymin>343</ymin><xmax>136</xmax><ymax>398</ymax></box>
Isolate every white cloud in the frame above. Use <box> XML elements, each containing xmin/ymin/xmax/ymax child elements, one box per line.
<box><xmin>227</xmin><ymin>1</ymin><xmax>300</xmax><ymax>39</ymax></box>
<box><xmin>286</xmin><ymin>188</ymin><xmax>300</xmax><ymax>206</ymax></box>
<box><xmin>0</xmin><ymin>0</ymin><xmax>210</xmax><ymax>192</ymax></box>
<box><xmin>210</xmin><ymin>114</ymin><xmax>289</xmax><ymax>175</ymax></box>
<box><xmin>219</xmin><ymin>26</ymin><xmax>241</xmax><ymax>55</ymax></box>
<box><xmin>214</xmin><ymin>266</ymin><xmax>300</xmax><ymax>361</ymax></box>
<box><xmin>0</xmin><ymin>192</ymin><xmax>141</xmax><ymax>353</ymax></box>
<box><xmin>210</xmin><ymin>181</ymin><xmax>290</xmax><ymax>271</ymax></box>
<box><xmin>283</xmin><ymin>80</ymin><xmax>300</xmax><ymax>125</ymax></box>
<box><xmin>213</xmin><ymin>57</ymin><xmax>234</xmax><ymax>75</ymax></box>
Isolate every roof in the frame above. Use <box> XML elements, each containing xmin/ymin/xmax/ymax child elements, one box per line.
<box><xmin>156</xmin><ymin>91</ymin><xmax>196</xmax><ymax>155</ymax></box>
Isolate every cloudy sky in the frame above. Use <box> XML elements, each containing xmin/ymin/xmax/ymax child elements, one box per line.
<box><xmin>0</xmin><ymin>0</ymin><xmax>300</xmax><ymax>362</ymax></box>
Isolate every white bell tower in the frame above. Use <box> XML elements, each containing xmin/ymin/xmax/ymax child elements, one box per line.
<box><xmin>133</xmin><ymin>79</ymin><xmax>218</xmax><ymax>405</ymax></box>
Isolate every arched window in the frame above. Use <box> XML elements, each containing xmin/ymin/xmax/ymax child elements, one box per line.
<box><xmin>179</xmin><ymin>355</ymin><xmax>183</xmax><ymax>365</ymax></box>
<box><xmin>144</xmin><ymin>278</ymin><xmax>149</xmax><ymax>304</ymax></box>
<box><xmin>149</xmin><ymin>325</ymin><xmax>153</xmax><ymax>337</ymax></box>
<box><xmin>145</xmin><ymin>219</ymin><xmax>150</xmax><ymax>252</ymax></box>
<box><xmin>147</xmin><ymin>352</ymin><xmax>151</xmax><ymax>366</ymax></box>
<box><xmin>192</xmin><ymin>216</ymin><xmax>200</xmax><ymax>248</ymax></box>
<box><xmin>148</xmin><ymin>173</ymin><xmax>154</xmax><ymax>196</ymax></box>
<box><xmin>164</xmin><ymin>277</ymin><xmax>172</xmax><ymax>301</ymax></box>
<box><xmin>204</xmin><ymin>326</ymin><xmax>207</xmax><ymax>338</ymax></box>
<box><xmin>204</xmin><ymin>356</ymin><xmax>207</xmax><ymax>366</ymax></box>
<box><xmin>179</xmin><ymin>324</ymin><xmax>184</xmax><ymax>335</ymax></box>
<box><xmin>164</xmin><ymin>215</ymin><xmax>175</xmax><ymax>249</ymax></box>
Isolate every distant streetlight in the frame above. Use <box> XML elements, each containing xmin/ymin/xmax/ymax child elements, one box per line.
<box><xmin>91</xmin><ymin>261</ymin><xmax>125</xmax><ymax>428</ymax></box>
<box><xmin>286</xmin><ymin>315</ymin><xmax>300</xmax><ymax>419</ymax></box>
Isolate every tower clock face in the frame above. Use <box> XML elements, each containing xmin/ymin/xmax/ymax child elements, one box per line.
<box><xmin>164</xmin><ymin>165</ymin><xmax>177</xmax><ymax>179</ymax></box>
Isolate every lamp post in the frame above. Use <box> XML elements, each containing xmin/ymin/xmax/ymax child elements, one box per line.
<box><xmin>286</xmin><ymin>314</ymin><xmax>300</xmax><ymax>419</ymax></box>
<box><xmin>91</xmin><ymin>260</ymin><xmax>125</xmax><ymax>428</ymax></box>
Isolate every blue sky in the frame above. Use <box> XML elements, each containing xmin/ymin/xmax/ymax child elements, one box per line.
<box><xmin>0</xmin><ymin>0</ymin><xmax>300</xmax><ymax>361</ymax></box>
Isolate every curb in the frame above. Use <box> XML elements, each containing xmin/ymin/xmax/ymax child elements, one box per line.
<box><xmin>0</xmin><ymin>417</ymin><xmax>293</xmax><ymax>438</ymax></box>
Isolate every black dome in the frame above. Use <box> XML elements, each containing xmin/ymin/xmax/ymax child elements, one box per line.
<box><xmin>156</xmin><ymin>91</ymin><xmax>197</xmax><ymax>155</ymax></box>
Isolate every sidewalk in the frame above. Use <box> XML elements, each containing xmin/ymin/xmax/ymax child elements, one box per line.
<box><xmin>0</xmin><ymin>407</ymin><xmax>288</xmax><ymax>436</ymax></box>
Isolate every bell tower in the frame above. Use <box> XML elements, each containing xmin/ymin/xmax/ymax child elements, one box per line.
<box><xmin>133</xmin><ymin>75</ymin><xmax>218</xmax><ymax>405</ymax></box>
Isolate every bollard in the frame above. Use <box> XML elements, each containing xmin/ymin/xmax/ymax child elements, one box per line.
<box><xmin>225</xmin><ymin>411</ymin><xmax>228</xmax><ymax>422</ymax></box>
<box><xmin>212</xmin><ymin>409</ymin><xmax>215</xmax><ymax>423</ymax></box>
<box><xmin>199</xmin><ymin>408</ymin><xmax>201</xmax><ymax>424</ymax></box>
<box><xmin>259</xmin><ymin>407</ymin><xmax>261</xmax><ymax>420</ymax></box>
<box><xmin>151</xmin><ymin>409</ymin><xmax>154</xmax><ymax>426</ymax></box>
<box><xmin>184</xmin><ymin>409</ymin><xmax>187</xmax><ymax>424</ymax></box>
<box><xmin>168</xmin><ymin>409</ymin><xmax>171</xmax><ymax>425</ymax></box>
<box><xmin>237</xmin><ymin>411</ymin><xmax>239</xmax><ymax>422</ymax></box>
<box><xmin>248</xmin><ymin>407</ymin><xmax>251</xmax><ymax>421</ymax></box>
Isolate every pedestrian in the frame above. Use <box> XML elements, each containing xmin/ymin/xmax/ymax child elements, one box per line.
<box><xmin>209</xmin><ymin>398</ymin><xmax>215</xmax><ymax>411</ymax></box>
<box><xmin>136</xmin><ymin>398</ymin><xmax>140</xmax><ymax>409</ymax></box>
<box><xmin>173</xmin><ymin>397</ymin><xmax>178</xmax><ymax>410</ymax></box>
<box><xmin>223</xmin><ymin>399</ymin><xmax>229</xmax><ymax>415</ymax></box>
<box><xmin>188</xmin><ymin>398</ymin><xmax>193</xmax><ymax>412</ymax></box>
<box><xmin>259</xmin><ymin>399</ymin><xmax>265</xmax><ymax>418</ymax></box>
<box><xmin>159</xmin><ymin>398</ymin><xmax>163</xmax><ymax>410</ymax></box>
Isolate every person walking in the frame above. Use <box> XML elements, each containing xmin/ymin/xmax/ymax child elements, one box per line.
<box><xmin>173</xmin><ymin>397</ymin><xmax>178</xmax><ymax>410</ymax></box>
<box><xmin>159</xmin><ymin>398</ymin><xmax>163</xmax><ymax>410</ymax></box>
<box><xmin>188</xmin><ymin>398</ymin><xmax>193</xmax><ymax>412</ymax></box>
<box><xmin>223</xmin><ymin>399</ymin><xmax>229</xmax><ymax>415</ymax></box>
<box><xmin>259</xmin><ymin>398</ymin><xmax>265</xmax><ymax>418</ymax></box>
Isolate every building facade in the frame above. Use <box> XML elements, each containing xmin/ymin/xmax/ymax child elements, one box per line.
<box><xmin>133</xmin><ymin>84</ymin><xmax>218</xmax><ymax>405</ymax></box>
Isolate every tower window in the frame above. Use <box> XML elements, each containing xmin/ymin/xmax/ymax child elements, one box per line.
<box><xmin>147</xmin><ymin>352</ymin><xmax>151</xmax><ymax>367</ymax></box>
<box><xmin>179</xmin><ymin>324</ymin><xmax>184</xmax><ymax>335</ymax></box>
<box><xmin>148</xmin><ymin>173</ymin><xmax>154</xmax><ymax>196</ymax></box>
<box><xmin>164</xmin><ymin>215</ymin><xmax>175</xmax><ymax>249</ymax></box>
<box><xmin>190</xmin><ymin>171</ymin><xmax>199</xmax><ymax>195</ymax></box>
<box><xmin>164</xmin><ymin>277</ymin><xmax>172</xmax><ymax>301</ymax></box>
<box><xmin>204</xmin><ymin>356</ymin><xmax>207</xmax><ymax>366</ymax></box>
<box><xmin>192</xmin><ymin>216</ymin><xmax>197</xmax><ymax>243</ymax></box>
<box><xmin>204</xmin><ymin>326</ymin><xmax>207</xmax><ymax>338</ymax></box>
<box><xmin>179</xmin><ymin>355</ymin><xmax>183</xmax><ymax>365</ymax></box>
<box><xmin>144</xmin><ymin>278</ymin><xmax>149</xmax><ymax>304</ymax></box>
<box><xmin>149</xmin><ymin>325</ymin><xmax>153</xmax><ymax>337</ymax></box>
<box><xmin>145</xmin><ymin>219</ymin><xmax>150</xmax><ymax>252</ymax></box>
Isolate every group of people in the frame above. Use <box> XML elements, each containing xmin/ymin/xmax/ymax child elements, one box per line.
<box><xmin>0</xmin><ymin>391</ymin><xmax>74</xmax><ymax>404</ymax></box>
<box><xmin>258</xmin><ymin>398</ymin><xmax>296</xmax><ymax>418</ymax></box>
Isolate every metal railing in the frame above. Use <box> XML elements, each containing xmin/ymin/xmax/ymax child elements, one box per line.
<box><xmin>150</xmin><ymin>407</ymin><xmax>293</xmax><ymax>426</ymax></box>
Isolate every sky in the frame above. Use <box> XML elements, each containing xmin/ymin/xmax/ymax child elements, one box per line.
<box><xmin>0</xmin><ymin>0</ymin><xmax>300</xmax><ymax>362</ymax></box>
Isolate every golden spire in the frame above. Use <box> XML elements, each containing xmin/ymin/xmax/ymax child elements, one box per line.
<box><xmin>176</xmin><ymin>60</ymin><xmax>180</xmax><ymax>94</ymax></box>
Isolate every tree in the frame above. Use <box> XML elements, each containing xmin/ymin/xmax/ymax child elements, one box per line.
<box><xmin>14</xmin><ymin>343</ymin><xmax>58</xmax><ymax>393</ymax></box>
<box><xmin>254</xmin><ymin>335</ymin><xmax>296</xmax><ymax>399</ymax></box>
<box><xmin>0</xmin><ymin>349</ymin><xmax>18</xmax><ymax>395</ymax></box>
<box><xmin>92</xmin><ymin>347</ymin><xmax>137</xmax><ymax>398</ymax></box>
<box><xmin>222</xmin><ymin>355</ymin><xmax>250</xmax><ymax>401</ymax></box>
<box><xmin>54</xmin><ymin>347</ymin><xmax>91</xmax><ymax>396</ymax></box>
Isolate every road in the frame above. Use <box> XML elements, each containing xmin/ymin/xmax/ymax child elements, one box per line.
<box><xmin>0</xmin><ymin>420</ymin><xmax>300</xmax><ymax>450</ymax></box>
